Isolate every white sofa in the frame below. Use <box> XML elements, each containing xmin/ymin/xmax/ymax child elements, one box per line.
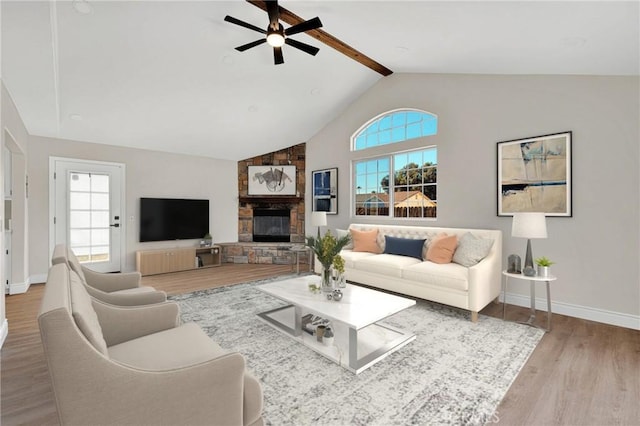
<box><xmin>339</xmin><ymin>224</ymin><xmax>502</xmax><ymax>321</ymax></box>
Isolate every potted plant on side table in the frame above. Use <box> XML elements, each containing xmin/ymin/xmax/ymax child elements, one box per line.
<box><xmin>535</xmin><ymin>256</ymin><xmax>555</xmax><ymax>278</ymax></box>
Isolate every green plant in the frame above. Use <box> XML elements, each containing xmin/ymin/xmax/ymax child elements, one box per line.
<box><xmin>535</xmin><ymin>256</ymin><xmax>555</xmax><ymax>267</ymax></box>
<box><xmin>204</xmin><ymin>233</ymin><xmax>212</xmax><ymax>240</ymax></box>
<box><xmin>305</xmin><ymin>231</ymin><xmax>350</xmax><ymax>270</ymax></box>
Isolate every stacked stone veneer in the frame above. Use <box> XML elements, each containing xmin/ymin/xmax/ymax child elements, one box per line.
<box><xmin>219</xmin><ymin>243</ymin><xmax>310</xmax><ymax>265</ymax></box>
<box><xmin>222</xmin><ymin>143</ymin><xmax>307</xmax><ymax>264</ymax></box>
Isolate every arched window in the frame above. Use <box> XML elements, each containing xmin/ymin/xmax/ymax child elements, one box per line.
<box><xmin>352</xmin><ymin>109</ymin><xmax>437</xmax><ymax>151</ymax></box>
<box><xmin>351</xmin><ymin>109</ymin><xmax>438</xmax><ymax>219</ymax></box>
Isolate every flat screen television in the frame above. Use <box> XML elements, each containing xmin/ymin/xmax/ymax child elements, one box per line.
<box><xmin>139</xmin><ymin>198</ymin><xmax>209</xmax><ymax>242</ymax></box>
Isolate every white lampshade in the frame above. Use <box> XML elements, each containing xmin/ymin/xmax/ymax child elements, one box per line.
<box><xmin>512</xmin><ymin>212</ymin><xmax>547</xmax><ymax>239</ymax></box>
<box><xmin>310</xmin><ymin>211</ymin><xmax>327</xmax><ymax>227</ymax></box>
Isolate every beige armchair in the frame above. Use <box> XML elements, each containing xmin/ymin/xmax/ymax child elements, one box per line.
<box><xmin>51</xmin><ymin>244</ymin><xmax>167</xmax><ymax>305</ymax></box>
<box><xmin>39</xmin><ymin>263</ymin><xmax>264</xmax><ymax>426</ymax></box>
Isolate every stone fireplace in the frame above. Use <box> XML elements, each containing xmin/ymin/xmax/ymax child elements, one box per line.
<box><xmin>219</xmin><ymin>143</ymin><xmax>308</xmax><ymax>265</ymax></box>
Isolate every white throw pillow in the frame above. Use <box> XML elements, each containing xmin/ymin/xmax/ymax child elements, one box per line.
<box><xmin>452</xmin><ymin>232</ymin><xmax>494</xmax><ymax>267</ymax></box>
<box><xmin>335</xmin><ymin>228</ymin><xmax>353</xmax><ymax>250</ymax></box>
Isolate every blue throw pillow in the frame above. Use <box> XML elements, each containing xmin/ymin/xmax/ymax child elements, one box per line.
<box><xmin>383</xmin><ymin>236</ymin><xmax>426</xmax><ymax>260</ymax></box>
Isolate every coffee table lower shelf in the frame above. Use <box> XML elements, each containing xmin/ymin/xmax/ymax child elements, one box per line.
<box><xmin>258</xmin><ymin>304</ymin><xmax>416</xmax><ymax>374</ymax></box>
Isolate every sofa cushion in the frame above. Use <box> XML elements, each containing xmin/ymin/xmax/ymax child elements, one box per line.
<box><xmin>426</xmin><ymin>234</ymin><xmax>458</xmax><ymax>264</ymax></box>
<box><xmin>339</xmin><ymin>250</ymin><xmax>377</xmax><ymax>268</ymax></box>
<box><xmin>108</xmin><ymin>322</ymin><xmax>227</xmax><ymax>371</ymax></box>
<box><xmin>69</xmin><ymin>270</ymin><xmax>109</xmax><ymax>356</ymax></box>
<box><xmin>383</xmin><ymin>236</ymin><xmax>426</xmax><ymax>260</ymax></box>
<box><xmin>452</xmin><ymin>232</ymin><xmax>495</xmax><ymax>267</ymax></box>
<box><xmin>402</xmin><ymin>261</ymin><xmax>470</xmax><ymax>291</ymax></box>
<box><xmin>355</xmin><ymin>254</ymin><xmax>422</xmax><ymax>278</ymax></box>
<box><xmin>112</xmin><ymin>286</ymin><xmax>157</xmax><ymax>295</ymax></box>
<box><xmin>351</xmin><ymin>228</ymin><xmax>382</xmax><ymax>253</ymax></box>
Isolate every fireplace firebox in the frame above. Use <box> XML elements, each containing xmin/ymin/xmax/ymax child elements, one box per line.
<box><xmin>253</xmin><ymin>208</ymin><xmax>291</xmax><ymax>242</ymax></box>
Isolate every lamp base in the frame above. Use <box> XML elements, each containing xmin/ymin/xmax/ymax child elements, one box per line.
<box><xmin>523</xmin><ymin>238</ymin><xmax>536</xmax><ymax>276</ymax></box>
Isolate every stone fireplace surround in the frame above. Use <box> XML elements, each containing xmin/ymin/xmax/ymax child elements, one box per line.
<box><xmin>219</xmin><ymin>143</ymin><xmax>309</xmax><ymax>265</ymax></box>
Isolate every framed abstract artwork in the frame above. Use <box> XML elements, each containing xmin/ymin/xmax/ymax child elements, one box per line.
<box><xmin>312</xmin><ymin>168</ymin><xmax>338</xmax><ymax>214</ymax></box>
<box><xmin>497</xmin><ymin>131</ymin><xmax>572</xmax><ymax>217</ymax></box>
<box><xmin>248</xmin><ymin>165</ymin><xmax>297</xmax><ymax>195</ymax></box>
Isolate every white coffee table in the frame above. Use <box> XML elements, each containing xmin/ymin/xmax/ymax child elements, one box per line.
<box><xmin>257</xmin><ymin>275</ymin><xmax>416</xmax><ymax>374</ymax></box>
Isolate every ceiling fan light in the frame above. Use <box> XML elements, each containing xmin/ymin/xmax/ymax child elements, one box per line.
<box><xmin>267</xmin><ymin>32</ymin><xmax>285</xmax><ymax>47</ymax></box>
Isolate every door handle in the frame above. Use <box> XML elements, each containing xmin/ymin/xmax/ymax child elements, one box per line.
<box><xmin>110</xmin><ymin>223</ymin><xmax>120</xmax><ymax>228</ymax></box>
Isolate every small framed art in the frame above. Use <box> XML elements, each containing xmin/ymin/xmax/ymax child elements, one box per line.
<box><xmin>312</xmin><ymin>168</ymin><xmax>338</xmax><ymax>214</ymax></box>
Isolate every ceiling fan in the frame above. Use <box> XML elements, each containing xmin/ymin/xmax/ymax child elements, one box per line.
<box><xmin>224</xmin><ymin>0</ymin><xmax>323</xmax><ymax>65</ymax></box>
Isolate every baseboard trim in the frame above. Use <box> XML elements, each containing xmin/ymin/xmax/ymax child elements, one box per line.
<box><xmin>30</xmin><ymin>273</ymin><xmax>48</xmax><ymax>285</ymax></box>
<box><xmin>8</xmin><ymin>278</ymin><xmax>31</xmax><ymax>295</ymax></box>
<box><xmin>502</xmin><ymin>292</ymin><xmax>640</xmax><ymax>330</ymax></box>
<box><xmin>0</xmin><ymin>318</ymin><xmax>8</xmax><ymax>349</ymax></box>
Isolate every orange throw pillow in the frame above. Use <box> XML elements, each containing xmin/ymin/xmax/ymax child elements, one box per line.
<box><xmin>426</xmin><ymin>234</ymin><xmax>458</xmax><ymax>264</ymax></box>
<box><xmin>350</xmin><ymin>229</ymin><xmax>381</xmax><ymax>253</ymax></box>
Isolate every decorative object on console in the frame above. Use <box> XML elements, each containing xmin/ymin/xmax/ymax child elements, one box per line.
<box><xmin>507</xmin><ymin>254</ymin><xmax>522</xmax><ymax>274</ymax></box>
<box><xmin>497</xmin><ymin>131</ymin><xmax>572</xmax><ymax>216</ymax></box>
<box><xmin>512</xmin><ymin>212</ymin><xmax>547</xmax><ymax>277</ymax></box>
<box><xmin>248</xmin><ymin>165</ymin><xmax>296</xmax><ymax>195</ymax></box>
<box><xmin>535</xmin><ymin>256</ymin><xmax>555</xmax><ymax>278</ymax></box>
<box><xmin>312</xmin><ymin>168</ymin><xmax>338</xmax><ymax>214</ymax></box>
<box><xmin>309</xmin><ymin>211</ymin><xmax>327</xmax><ymax>239</ymax></box>
<box><xmin>306</xmin><ymin>230</ymin><xmax>350</xmax><ymax>292</ymax></box>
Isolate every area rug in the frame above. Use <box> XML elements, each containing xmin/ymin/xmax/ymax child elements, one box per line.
<box><xmin>170</xmin><ymin>275</ymin><xmax>544</xmax><ymax>426</ymax></box>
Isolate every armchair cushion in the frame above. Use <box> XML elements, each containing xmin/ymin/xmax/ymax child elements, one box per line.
<box><xmin>69</xmin><ymin>271</ymin><xmax>108</xmax><ymax>355</ymax></box>
<box><xmin>109</xmin><ymin>323</ymin><xmax>227</xmax><ymax>370</ymax></box>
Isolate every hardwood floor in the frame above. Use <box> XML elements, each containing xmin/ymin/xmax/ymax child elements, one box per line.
<box><xmin>2</xmin><ymin>263</ymin><xmax>638</xmax><ymax>425</ymax></box>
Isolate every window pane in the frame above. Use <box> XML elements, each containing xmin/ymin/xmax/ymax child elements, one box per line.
<box><xmin>70</xmin><ymin>229</ymin><xmax>90</xmax><ymax>246</ymax></box>
<box><xmin>91</xmin><ymin>174</ymin><xmax>109</xmax><ymax>193</ymax></box>
<box><xmin>391</xmin><ymin>127</ymin><xmax>405</xmax><ymax>142</ymax></box>
<box><xmin>91</xmin><ymin>193</ymin><xmax>109</xmax><ymax>210</ymax></box>
<box><xmin>69</xmin><ymin>173</ymin><xmax>90</xmax><ymax>191</ymax></box>
<box><xmin>352</xmin><ymin>110</ymin><xmax>438</xmax><ymax>150</ymax></box>
<box><xmin>91</xmin><ymin>211</ymin><xmax>110</xmax><ymax>228</ymax></box>
<box><xmin>70</xmin><ymin>193</ymin><xmax>90</xmax><ymax>210</ymax></box>
<box><xmin>69</xmin><ymin>211</ymin><xmax>91</xmax><ymax>228</ymax></box>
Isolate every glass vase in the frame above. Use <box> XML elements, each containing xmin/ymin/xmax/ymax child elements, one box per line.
<box><xmin>332</xmin><ymin>268</ymin><xmax>346</xmax><ymax>288</ymax></box>
<box><xmin>321</xmin><ymin>266</ymin><xmax>334</xmax><ymax>292</ymax></box>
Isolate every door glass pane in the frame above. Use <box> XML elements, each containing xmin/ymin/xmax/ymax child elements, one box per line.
<box><xmin>68</xmin><ymin>172</ymin><xmax>111</xmax><ymax>263</ymax></box>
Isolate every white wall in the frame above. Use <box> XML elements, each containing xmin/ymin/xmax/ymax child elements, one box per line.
<box><xmin>1</xmin><ymin>82</ymin><xmax>30</xmax><ymax>346</ymax></box>
<box><xmin>28</xmin><ymin>136</ymin><xmax>239</xmax><ymax>279</ymax></box>
<box><xmin>307</xmin><ymin>73</ymin><xmax>639</xmax><ymax>329</ymax></box>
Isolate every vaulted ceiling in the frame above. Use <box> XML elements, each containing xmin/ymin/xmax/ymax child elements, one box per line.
<box><xmin>2</xmin><ymin>1</ymin><xmax>638</xmax><ymax>160</ymax></box>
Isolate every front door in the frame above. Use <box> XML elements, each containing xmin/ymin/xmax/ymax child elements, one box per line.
<box><xmin>51</xmin><ymin>158</ymin><xmax>125</xmax><ymax>273</ymax></box>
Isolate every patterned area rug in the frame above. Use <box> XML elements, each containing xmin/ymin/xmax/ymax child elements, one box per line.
<box><xmin>170</xmin><ymin>275</ymin><xmax>544</xmax><ymax>426</ymax></box>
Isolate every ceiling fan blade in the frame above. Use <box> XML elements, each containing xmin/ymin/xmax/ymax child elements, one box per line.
<box><xmin>284</xmin><ymin>17</ymin><xmax>322</xmax><ymax>36</ymax></box>
<box><xmin>235</xmin><ymin>39</ymin><xmax>267</xmax><ymax>52</ymax></box>
<box><xmin>224</xmin><ymin>15</ymin><xmax>266</xmax><ymax>34</ymax></box>
<box><xmin>285</xmin><ymin>38</ymin><xmax>320</xmax><ymax>56</ymax></box>
<box><xmin>265</xmin><ymin>0</ymin><xmax>280</xmax><ymax>29</ymax></box>
<box><xmin>273</xmin><ymin>46</ymin><xmax>284</xmax><ymax>65</ymax></box>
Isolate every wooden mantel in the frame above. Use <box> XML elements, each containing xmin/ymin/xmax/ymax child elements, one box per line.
<box><xmin>238</xmin><ymin>196</ymin><xmax>303</xmax><ymax>204</ymax></box>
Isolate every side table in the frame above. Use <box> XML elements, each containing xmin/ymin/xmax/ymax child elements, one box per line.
<box><xmin>502</xmin><ymin>270</ymin><xmax>557</xmax><ymax>332</ymax></box>
<box><xmin>287</xmin><ymin>246</ymin><xmax>310</xmax><ymax>274</ymax></box>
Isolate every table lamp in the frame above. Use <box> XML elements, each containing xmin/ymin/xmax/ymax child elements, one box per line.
<box><xmin>310</xmin><ymin>211</ymin><xmax>327</xmax><ymax>239</ymax></box>
<box><xmin>512</xmin><ymin>212</ymin><xmax>547</xmax><ymax>276</ymax></box>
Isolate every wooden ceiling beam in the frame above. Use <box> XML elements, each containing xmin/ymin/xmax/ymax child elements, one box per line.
<box><xmin>246</xmin><ymin>0</ymin><xmax>392</xmax><ymax>76</ymax></box>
